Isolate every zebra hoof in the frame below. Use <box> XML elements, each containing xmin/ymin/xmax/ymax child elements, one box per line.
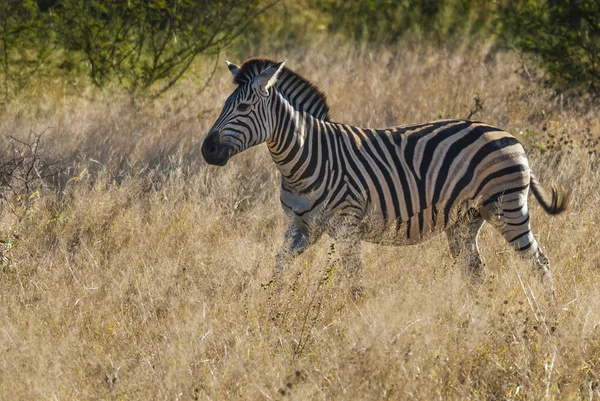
<box><xmin>468</xmin><ymin>267</ymin><xmax>486</xmax><ymax>284</ymax></box>
<box><xmin>349</xmin><ymin>285</ymin><xmax>365</xmax><ymax>302</ymax></box>
<box><xmin>540</xmin><ymin>269</ymin><xmax>557</xmax><ymax>303</ymax></box>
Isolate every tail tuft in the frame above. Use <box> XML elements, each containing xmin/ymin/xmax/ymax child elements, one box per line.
<box><xmin>530</xmin><ymin>173</ymin><xmax>571</xmax><ymax>215</ymax></box>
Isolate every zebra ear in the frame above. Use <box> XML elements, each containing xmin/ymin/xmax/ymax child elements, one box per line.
<box><xmin>253</xmin><ymin>60</ymin><xmax>286</xmax><ymax>92</ymax></box>
<box><xmin>226</xmin><ymin>60</ymin><xmax>240</xmax><ymax>77</ymax></box>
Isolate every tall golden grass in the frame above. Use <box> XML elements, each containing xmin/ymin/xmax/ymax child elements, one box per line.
<box><xmin>1</xmin><ymin>39</ymin><xmax>599</xmax><ymax>399</ymax></box>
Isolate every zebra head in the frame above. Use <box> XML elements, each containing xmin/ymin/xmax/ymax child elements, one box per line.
<box><xmin>202</xmin><ymin>59</ymin><xmax>286</xmax><ymax>166</ymax></box>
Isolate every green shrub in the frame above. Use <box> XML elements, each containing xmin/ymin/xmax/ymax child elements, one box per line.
<box><xmin>1</xmin><ymin>0</ymin><xmax>599</xmax><ymax>100</ymax></box>
<box><xmin>55</xmin><ymin>0</ymin><xmax>274</xmax><ymax>97</ymax></box>
<box><xmin>499</xmin><ymin>0</ymin><xmax>600</xmax><ymax>95</ymax></box>
<box><xmin>311</xmin><ymin>0</ymin><xmax>496</xmax><ymax>44</ymax></box>
<box><xmin>0</xmin><ymin>0</ymin><xmax>55</xmax><ymax>105</ymax></box>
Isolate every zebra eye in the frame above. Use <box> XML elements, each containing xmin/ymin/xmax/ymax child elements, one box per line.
<box><xmin>237</xmin><ymin>103</ymin><xmax>251</xmax><ymax>112</ymax></box>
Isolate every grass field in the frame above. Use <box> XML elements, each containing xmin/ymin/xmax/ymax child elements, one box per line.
<box><xmin>1</xmin><ymin>40</ymin><xmax>600</xmax><ymax>400</ymax></box>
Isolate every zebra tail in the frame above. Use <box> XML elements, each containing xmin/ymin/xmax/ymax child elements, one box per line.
<box><xmin>529</xmin><ymin>173</ymin><xmax>571</xmax><ymax>215</ymax></box>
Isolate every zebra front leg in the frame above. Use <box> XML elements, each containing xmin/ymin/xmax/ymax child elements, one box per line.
<box><xmin>266</xmin><ymin>221</ymin><xmax>311</xmax><ymax>319</ymax></box>
<box><xmin>272</xmin><ymin>220</ymin><xmax>310</xmax><ymax>289</ymax></box>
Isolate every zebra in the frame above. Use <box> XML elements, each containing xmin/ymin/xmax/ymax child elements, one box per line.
<box><xmin>201</xmin><ymin>58</ymin><xmax>570</xmax><ymax>291</ymax></box>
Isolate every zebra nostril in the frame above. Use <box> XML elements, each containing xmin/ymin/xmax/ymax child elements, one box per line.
<box><xmin>207</xmin><ymin>145</ymin><xmax>218</xmax><ymax>154</ymax></box>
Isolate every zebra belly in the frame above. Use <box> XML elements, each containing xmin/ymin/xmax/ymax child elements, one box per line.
<box><xmin>281</xmin><ymin>187</ymin><xmax>471</xmax><ymax>247</ymax></box>
<box><xmin>357</xmin><ymin>203</ymin><xmax>470</xmax><ymax>246</ymax></box>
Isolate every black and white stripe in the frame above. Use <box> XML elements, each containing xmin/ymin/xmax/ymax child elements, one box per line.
<box><xmin>202</xmin><ymin>58</ymin><xmax>570</xmax><ymax>284</ymax></box>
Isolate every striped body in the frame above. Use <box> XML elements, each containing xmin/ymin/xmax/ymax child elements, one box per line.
<box><xmin>202</xmin><ymin>58</ymin><xmax>569</xmax><ymax>287</ymax></box>
<box><xmin>275</xmin><ymin>118</ymin><xmax>530</xmax><ymax>248</ymax></box>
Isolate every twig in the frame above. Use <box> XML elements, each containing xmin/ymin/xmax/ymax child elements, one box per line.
<box><xmin>466</xmin><ymin>94</ymin><xmax>484</xmax><ymax>120</ymax></box>
<box><xmin>510</xmin><ymin>41</ymin><xmax>533</xmax><ymax>82</ymax></box>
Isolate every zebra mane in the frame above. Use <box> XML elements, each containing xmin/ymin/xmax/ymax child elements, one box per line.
<box><xmin>233</xmin><ymin>58</ymin><xmax>331</xmax><ymax>121</ymax></box>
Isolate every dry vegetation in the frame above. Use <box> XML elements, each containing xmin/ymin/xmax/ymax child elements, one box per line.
<box><xmin>1</xmin><ymin>39</ymin><xmax>600</xmax><ymax>400</ymax></box>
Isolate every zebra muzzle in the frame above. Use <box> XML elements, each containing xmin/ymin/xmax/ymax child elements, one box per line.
<box><xmin>202</xmin><ymin>131</ymin><xmax>231</xmax><ymax>166</ymax></box>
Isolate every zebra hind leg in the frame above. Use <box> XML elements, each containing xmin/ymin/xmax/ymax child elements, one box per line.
<box><xmin>499</xmin><ymin>202</ymin><xmax>556</xmax><ymax>300</ymax></box>
<box><xmin>486</xmin><ymin>194</ymin><xmax>556</xmax><ymax>299</ymax></box>
<box><xmin>492</xmin><ymin>199</ymin><xmax>551</xmax><ymax>274</ymax></box>
<box><xmin>445</xmin><ymin>210</ymin><xmax>486</xmax><ymax>280</ymax></box>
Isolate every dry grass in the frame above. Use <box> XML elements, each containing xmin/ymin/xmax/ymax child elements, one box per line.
<box><xmin>1</xmin><ymin>39</ymin><xmax>600</xmax><ymax>400</ymax></box>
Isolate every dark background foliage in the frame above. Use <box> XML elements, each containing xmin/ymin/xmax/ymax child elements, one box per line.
<box><xmin>0</xmin><ymin>0</ymin><xmax>599</xmax><ymax>106</ymax></box>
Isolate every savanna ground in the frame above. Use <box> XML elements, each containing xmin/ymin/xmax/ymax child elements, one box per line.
<box><xmin>1</xmin><ymin>40</ymin><xmax>600</xmax><ymax>400</ymax></box>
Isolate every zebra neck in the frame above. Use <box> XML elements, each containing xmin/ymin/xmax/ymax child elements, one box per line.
<box><xmin>266</xmin><ymin>96</ymin><xmax>324</xmax><ymax>189</ymax></box>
